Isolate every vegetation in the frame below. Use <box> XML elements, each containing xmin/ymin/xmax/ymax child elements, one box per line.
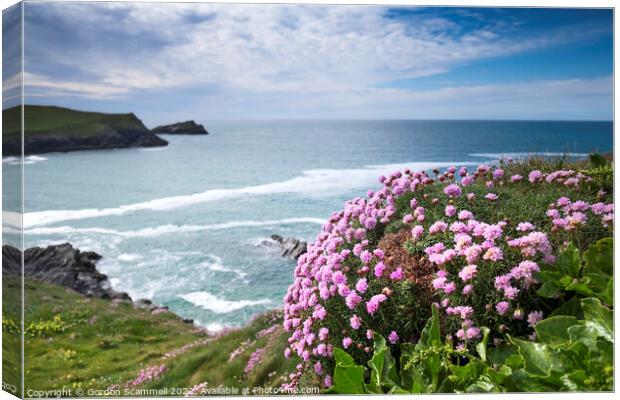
<box><xmin>2</xmin><ymin>154</ymin><xmax>612</xmax><ymax>396</ymax></box>
<box><xmin>2</xmin><ymin>105</ymin><xmax>148</xmax><ymax>138</ymax></box>
<box><xmin>2</xmin><ymin>276</ymin><xmax>298</xmax><ymax>396</ymax></box>
<box><xmin>283</xmin><ymin>154</ymin><xmax>613</xmax><ymax>393</ymax></box>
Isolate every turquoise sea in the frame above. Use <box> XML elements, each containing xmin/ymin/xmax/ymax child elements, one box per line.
<box><xmin>2</xmin><ymin>120</ymin><xmax>613</xmax><ymax>331</ymax></box>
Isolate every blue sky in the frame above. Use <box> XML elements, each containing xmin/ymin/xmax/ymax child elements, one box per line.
<box><xmin>3</xmin><ymin>3</ymin><xmax>613</xmax><ymax>125</ymax></box>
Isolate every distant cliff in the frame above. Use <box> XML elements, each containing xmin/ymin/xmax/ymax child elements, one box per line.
<box><xmin>151</xmin><ymin>120</ymin><xmax>209</xmax><ymax>134</ymax></box>
<box><xmin>2</xmin><ymin>105</ymin><xmax>168</xmax><ymax>155</ymax></box>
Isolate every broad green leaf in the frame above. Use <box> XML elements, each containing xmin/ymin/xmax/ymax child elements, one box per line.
<box><xmin>487</xmin><ymin>344</ymin><xmax>520</xmax><ymax>367</ymax></box>
<box><xmin>565</xmin><ymin>279</ymin><xmax>595</xmax><ymax>297</ymax></box>
<box><xmin>475</xmin><ymin>327</ymin><xmax>490</xmax><ymax>361</ymax></box>
<box><xmin>509</xmin><ymin>337</ymin><xmax>551</xmax><ymax>377</ymax></box>
<box><xmin>535</xmin><ymin>316</ymin><xmax>579</xmax><ymax>347</ymax></box>
<box><xmin>550</xmin><ymin>296</ymin><xmax>583</xmax><ymax>319</ymax></box>
<box><xmin>465</xmin><ymin>379</ymin><xmax>501</xmax><ymax>393</ymax></box>
<box><xmin>583</xmin><ymin>237</ymin><xmax>613</xmax><ymax>276</ymax></box>
<box><xmin>536</xmin><ymin>281</ymin><xmax>560</xmax><ymax>298</ymax></box>
<box><xmin>333</xmin><ymin>347</ymin><xmax>356</xmax><ymax>366</ymax></box>
<box><xmin>367</xmin><ymin>335</ymin><xmax>387</xmax><ymax>393</ymax></box>
<box><xmin>567</xmin><ymin>324</ymin><xmax>598</xmax><ymax>349</ymax></box>
<box><xmin>581</xmin><ymin>297</ymin><xmax>613</xmax><ymax>342</ymax></box>
<box><xmin>333</xmin><ymin>364</ymin><xmax>366</xmax><ymax>394</ymax></box>
<box><xmin>560</xmin><ymin>370</ymin><xmax>588</xmax><ymax>391</ymax></box>
<box><xmin>332</xmin><ymin>348</ymin><xmax>366</xmax><ymax>393</ymax></box>
<box><xmin>556</xmin><ymin>242</ymin><xmax>581</xmax><ymax>277</ymax></box>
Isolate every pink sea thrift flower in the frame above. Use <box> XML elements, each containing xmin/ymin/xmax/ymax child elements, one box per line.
<box><xmin>495</xmin><ymin>301</ymin><xmax>510</xmax><ymax>316</ymax></box>
<box><xmin>355</xmin><ymin>278</ymin><xmax>368</xmax><ymax>293</ymax></box>
<box><xmin>462</xmin><ymin>176</ymin><xmax>475</xmax><ymax>186</ymax></box>
<box><xmin>374</xmin><ymin>262</ymin><xmax>386</xmax><ymax>278</ymax></box>
<box><xmin>445</xmin><ymin>205</ymin><xmax>457</xmax><ymax>217</ymax></box>
<box><xmin>366</xmin><ymin>294</ymin><xmax>387</xmax><ymax>315</ymax></box>
<box><xmin>517</xmin><ymin>222</ymin><xmax>535</xmax><ymax>232</ymax></box>
<box><xmin>350</xmin><ymin>315</ymin><xmax>361</xmax><ymax>330</ymax></box>
<box><xmin>411</xmin><ymin>225</ymin><xmax>424</xmax><ymax>240</ymax></box>
<box><xmin>389</xmin><ymin>267</ymin><xmax>404</xmax><ymax>281</ymax></box>
<box><xmin>511</xmin><ymin>174</ymin><xmax>523</xmax><ymax>182</ymax></box>
<box><xmin>528</xmin><ymin>170</ymin><xmax>543</xmax><ymax>183</ymax></box>
<box><xmin>345</xmin><ymin>291</ymin><xmax>362</xmax><ymax>309</ymax></box>
<box><xmin>485</xmin><ymin>193</ymin><xmax>498</xmax><ymax>201</ymax></box>
<box><xmin>444</xmin><ymin>184</ymin><xmax>462</xmax><ymax>198</ymax></box>
<box><xmin>458</xmin><ymin>210</ymin><xmax>474</xmax><ymax>220</ymax></box>
<box><xmin>388</xmin><ymin>331</ymin><xmax>399</xmax><ymax>344</ymax></box>
<box><xmin>342</xmin><ymin>337</ymin><xmax>353</xmax><ymax>349</ymax></box>
<box><xmin>527</xmin><ymin>311</ymin><xmax>544</xmax><ymax>327</ymax></box>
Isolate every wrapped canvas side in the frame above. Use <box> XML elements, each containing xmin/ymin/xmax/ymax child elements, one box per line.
<box><xmin>2</xmin><ymin>2</ymin><xmax>24</xmax><ymax>399</ymax></box>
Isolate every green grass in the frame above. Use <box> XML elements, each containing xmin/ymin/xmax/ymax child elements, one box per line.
<box><xmin>2</xmin><ymin>275</ymin><xmax>296</xmax><ymax>395</ymax></box>
<box><xmin>2</xmin><ymin>105</ymin><xmax>147</xmax><ymax>138</ymax></box>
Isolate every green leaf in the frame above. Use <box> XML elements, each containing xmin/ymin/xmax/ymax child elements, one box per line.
<box><xmin>509</xmin><ymin>337</ymin><xmax>551</xmax><ymax>377</ymax></box>
<box><xmin>534</xmin><ymin>316</ymin><xmax>579</xmax><ymax>347</ymax></box>
<box><xmin>581</xmin><ymin>297</ymin><xmax>613</xmax><ymax>342</ymax></box>
<box><xmin>475</xmin><ymin>327</ymin><xmax>490</xmax><ymax>361</ymax></box>
<box><xmin>332</xmin><ymin>348</ymin><xmax>366</xmax><ymax>394</ymax></box>
<box><xmin>417</xmin><ymin>304</ymin><xmax>441</xmax><ymax>350</ymax></box>
<box><xmin>334</xmin><ymin>347</ymin><xmax>356</xmax><ymax>366</ymax></box>
<box><xmin>487</xmin><ymin>345</ymin><xmax>520</xmax><ymax>367</ymax></box>
<box><xmin>416</xmin><ymin>304</ymin><xmax>442</xmax><ymax>390</ymax></box>
<box><xmin>536</xmin><ymin>281</ymin><xmax>560</xmax><ymax>298</ymax></box>
<box><xmin>583</xmin><ymin>237</ymin><xmax>613</xmax><ymax>276</ymax></box>
<box><xmin>367</xmin><ymin>335</ymin><xmax>387</xmax><ymax>393</ymax></box>
<box><xmin>560</xmin><ymin>370</ymin><xmax>588</xmax><ymax>391</ymax></box>
<box><xmin>568</xmin><ymin>323</ymin><xmax>599</xmax><ymax>349</ymax></box>
<box><xmin>550</xmin><ymin>296</ymin><xmax>583</xmax><ymax>319</ymax></box>
<box><xmin>333</xmin><ymin>364</ymin><xmax>366</xmax><ymax>394</ymax></box>
<box><xmin>556</xmin><ymin>242</ymin><xmax>581</xmax><ymax>278</ymax></box>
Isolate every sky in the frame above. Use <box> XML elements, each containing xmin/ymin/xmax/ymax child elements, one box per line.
<box><xmin>2</xmin><ymin>2</ymin><xmax>614</xmax><ymax>125</ymax></box>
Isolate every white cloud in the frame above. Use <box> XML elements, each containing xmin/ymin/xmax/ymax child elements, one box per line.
<box><xmin>21</xmin><ymin>3</ymin><xmax>612</xmax><ymax>120</ymax></box>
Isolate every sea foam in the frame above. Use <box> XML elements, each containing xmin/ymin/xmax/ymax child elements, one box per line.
<box><xmin>470</xmin><ymin>152</ymin><xmax>589</xmax><ymax>159</ymax></box>
<box><xmin>25</xmin><ymin>217</ymin><xmax>325</xmax><ymax>238</ymax></box>
<box><xmin>180</xmin><ymin>291</ymin><xmax>272</xmax><ymax>314</ymax></box>
<box><xmin>2</xmin><ymin>155</ymin><xmax>48</xmax><ymax>165</ymax></box>
<box><xmin>23</xmin><ymin>161</ymin><xmax>476</xmax><ymax>228</ymax></box>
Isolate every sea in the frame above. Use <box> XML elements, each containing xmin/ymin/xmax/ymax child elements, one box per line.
<box><xmin>2</xmin><ymin>120</ymin><xmax>613</xmax><ymax>332</ymax></box>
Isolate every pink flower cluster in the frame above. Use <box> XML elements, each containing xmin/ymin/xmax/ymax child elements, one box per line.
<box><xmin>547</xmin><ymin>196</ymin><xmax>613</xmax><ymax>231</ymax></box>
<box><xmin>245</xmin><ymin>347</ymin><xmax>266</xmax><ymax>375</ymax></box>
<box><xmin>282</xmin><ymin>159</ymin><xmax>611</xmax><ymax>384</ymax></box>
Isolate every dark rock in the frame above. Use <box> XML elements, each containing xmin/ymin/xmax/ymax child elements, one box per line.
<box><xmin>2</xmin><ymin>243</ymin><xmax>131</xmax><ymax>300</ymax></box>
<box><xmin>151</xmin><ymin>120</ymin><xmax>208</xmax><ymax>135</ymax></box>
<box><xmin>3</xmin><ymin>127</ymin><xmax>168</xmax><ymax>156</ymax></box>
<box><xmin>269</xmin><ymin>235</ymin><xmax>308</xmax><ymax>260</ymax></box>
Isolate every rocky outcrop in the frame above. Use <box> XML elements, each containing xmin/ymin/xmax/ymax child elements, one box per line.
<box><xmin>151</xmin><ymin>120</ymin><xmax>208</xmax><ymax>135</ymax></box>
<box><xmin>269</xmin><ymin>235</ymin><xmax>308</xmax><ymax>260</ymax></box>
<box><xmin>2</xmin><ymin>106</ymin><xmax>168</xmax><ymax>156</ymax></box>
<box><xmin>3</xmin><ymin>128</ymin><xmax>168</xmax><ymax>156</ymax></box>
<box><xmin>2</xmin><ymin>243</ymin><xmax>195</xmax><ymax>324</ymax></box>
<box><xmin>2</xmin><ymin>243</ymin><xmax>130</xmax><ymax>300</ymax></box>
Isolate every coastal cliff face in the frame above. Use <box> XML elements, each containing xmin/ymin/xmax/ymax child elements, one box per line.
<box><xmin>2</xmin><ymin>105</ymin><xmax>168</xmax><ymax>155</ymax></box>
<box><xmin>151</xmin><ymin>120</ymin><xmax>209</xmax><ymax>134</ymax></box>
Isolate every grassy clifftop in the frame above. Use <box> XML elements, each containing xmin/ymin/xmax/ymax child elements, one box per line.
<box><xmin>3</xmin><ymin>105</ymin><xmax>150</xmax><ymax>138</ymax></box>
<box><xmin>2</xmin><ymin>275</ymin><xmax>297</xmax><ymax>397</ymax></box>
